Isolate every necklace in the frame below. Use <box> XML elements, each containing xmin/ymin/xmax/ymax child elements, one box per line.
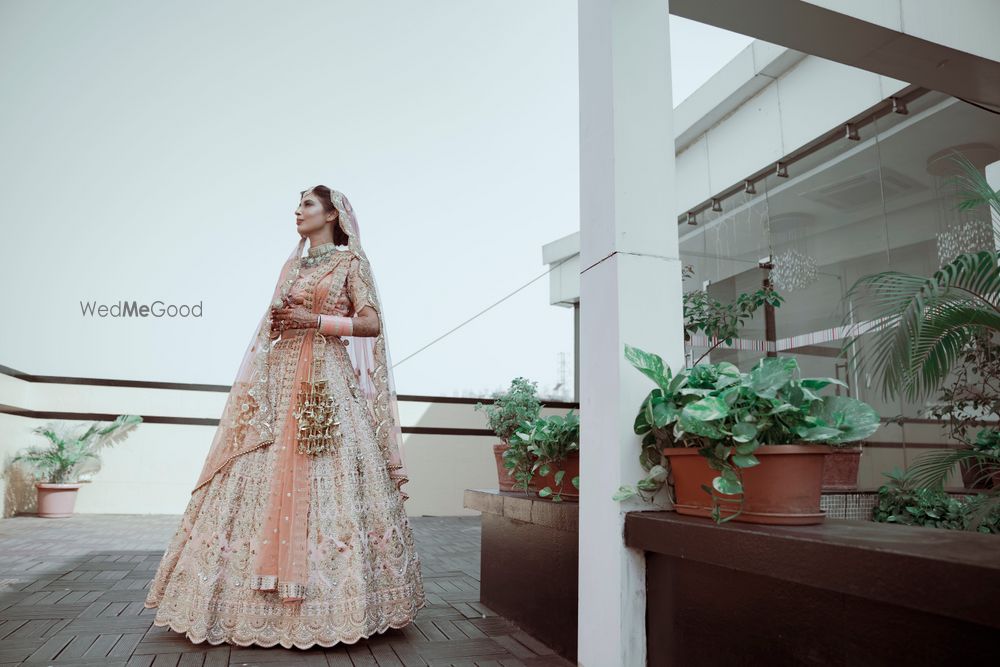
<box><xmin>301</xmin><ymin>242</ymin><xmax>341</xmax><ymax>267</ymax></box>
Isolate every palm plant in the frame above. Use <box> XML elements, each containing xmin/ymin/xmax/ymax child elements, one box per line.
<box><xmin>844</xmin><ymin>150</ymin><xmax>1000</xmax><ymax>517</ymax></box>
<box><xmin>13</xmin><ymin>415</ymin><xmax>143</xmax><ymax>483</ymax></box>
<box><xmin>908</xmin><ymin>427</ymin><xmax>1000</xmax><ymax>488</ymax></box>
<box><xmin>845</xmin><ymin>150</ymin><xmax>1000</xmax><ymax>402</ymax></box>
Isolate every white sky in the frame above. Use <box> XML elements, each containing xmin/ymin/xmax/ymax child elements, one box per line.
<box><xmin>0</xmin><ymin>1</ymin><xmax>752</xmax><ymax>398</ymax></box>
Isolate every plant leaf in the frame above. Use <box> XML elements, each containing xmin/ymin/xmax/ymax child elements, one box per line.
<box><xmin>800</xmin><ymin>378</ymin><xmax>849</xmax><ymax>392</ymax></box>
<box><xmin>682</xmin><ymin>396</ymin><xmax>729</xmax><ymax>421</ymax></box>
<box><xmin>613</xmin><ymin>485</ymin><xmax>637</xmax><ymax>501</ymax></box>
<box><xmin>809</xmin><ymin>395</ymin><xmax>881</xmax><ymax>444</ymax></box>
<box><xmin>731</xmin><ymin>454</ymin><xmax>760</xmax><ymax>468</ymax></box>
<box><xmin>731</xmin><ymin>422</ymin><xmax>757</xmax><ymax>443</ymax></box>
<box><xmin>712</xmin><ymin>474</ymin><xmax>742</xmax><ymax>495</ymax></box>
<box><xmin>749</xmin><ymin>357</ymin><xmax>798</xmax><ymax>398</ymax></box>
<box><xmin>624</xmin><ymin>343</ymin><xmax>673</xmax><ymax>392</ymax></box>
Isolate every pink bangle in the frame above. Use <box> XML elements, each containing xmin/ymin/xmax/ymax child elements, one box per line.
<box><xmin>318</xmin><ymin>314</ymin><xmax>353</xmax><ymax>336</ymax></box>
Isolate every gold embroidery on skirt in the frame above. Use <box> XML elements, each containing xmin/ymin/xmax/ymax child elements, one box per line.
<box><xmin>229</xmin><ymin>393</ymin><xmax>259</xmax><ymax>452</ymax></box>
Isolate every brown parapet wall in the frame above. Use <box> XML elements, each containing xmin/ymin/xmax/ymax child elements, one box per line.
<box><xmin>626</xmin><ymin>511</ymin><xmax>1000</xmax><ymax>665</ymax></box>
<box><xmin>464</xmin><ymin>488</ymin><xmax>579</xmax><ymax>663</ymax></box>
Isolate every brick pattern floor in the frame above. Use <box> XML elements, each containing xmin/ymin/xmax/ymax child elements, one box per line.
<box><xmin>0</xmin><ymin>514</ymin><xmax>574</xmax><ymax>667</ymax></box>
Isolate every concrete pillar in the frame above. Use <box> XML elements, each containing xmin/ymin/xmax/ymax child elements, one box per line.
<box><xmin>573</xmin><ymin>302</ymin><xmax>580</xmax><ymax>402</ymax></box>
<box><xmin>577</xmin><ymin>1</ymin><xmax>685</xmax><ymax>665</ymax></box>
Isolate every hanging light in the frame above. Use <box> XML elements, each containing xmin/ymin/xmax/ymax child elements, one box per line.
<box><xmin>687</xmin><ymin>211</ymin><xmax>697</xmax><ymax>225</ymax></box>
<box><xmin>775</xmin><ymin>162</ymin><xmax>788</xmax><ymax>178</ymax></box>
<box><xmin>891</xmin><ymin>97</ymin><xmax>908</xmax><ymax>114</ymax></box>
<box><xmin>845</xmin><ymin>123</ymin><xmax>860</xmax><ymax>141</ymax></box>
<box><xmin>744</xmin><ymin>179</ymin><xmax>756</xmax><ymax>195</ymax></box>
<box><xmin>711</xmin><ymin>198</ymin><xmax>722</xmax><ymax>212</ymax></box>
<box><xmin>768</xmin><ymin>213</ymin><xmax>819</xmax><ymax>292</ymax></box>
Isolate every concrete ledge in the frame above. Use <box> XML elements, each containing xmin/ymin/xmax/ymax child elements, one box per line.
<box><xmin>626</xmin><ymin>510</ymin><xmax>1000</xmax><ymax>665</ymax></box>
<box><xmin>463</xmin><ymin>488</ymin><xmax>579</xmax><ymax>532</ymax></box>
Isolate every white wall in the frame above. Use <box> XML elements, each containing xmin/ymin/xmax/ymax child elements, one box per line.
<box><xmin>0</xmin><ymin>370</ymin><xmax>575</xmax><ymax>517</ymax></box>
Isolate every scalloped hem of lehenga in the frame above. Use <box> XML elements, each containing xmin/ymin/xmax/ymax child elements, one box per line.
<box><xmin>142</xmin><ymin>596</ymin><xmax>429</xmax><ymax>650</ymax></box>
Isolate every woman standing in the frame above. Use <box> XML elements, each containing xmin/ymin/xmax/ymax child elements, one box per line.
<box><xmin>144</xmin><ymin>186</ymin><xmax>426</xmax><ymax>649</ymax></box>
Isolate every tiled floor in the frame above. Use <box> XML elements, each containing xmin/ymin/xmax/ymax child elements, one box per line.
<box><xmin>0</xmin><ymin>514</ymin><xmax>574</xmax><ymax>666</ymax></box>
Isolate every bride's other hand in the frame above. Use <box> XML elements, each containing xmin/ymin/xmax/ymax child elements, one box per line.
<box><xmin>271</xmin><ymin>295</ymin><xmax>316</xmax><ymax>332</ymax></box>
<box><xmin>330</xmin><ymin>293</ymin><xmax>352</xmax><ymax>317</ymax></box>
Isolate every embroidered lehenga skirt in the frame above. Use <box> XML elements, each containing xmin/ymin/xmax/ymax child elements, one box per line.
<box><xmin>143</xmin><ymin>328</ymin><xmax>427</xmax><ymax>649</ymax></box>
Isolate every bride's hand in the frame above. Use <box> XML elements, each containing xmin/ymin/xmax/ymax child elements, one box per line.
<box><xmin>271</xmin><ymin>295</ymin><xmax>316</xmax><ymax>333</ymax></box>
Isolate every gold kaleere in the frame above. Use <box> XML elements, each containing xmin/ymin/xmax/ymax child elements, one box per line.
<box><xmin>292</xmin><ymin>357</ymin><xmax>343</xmax><ymax>456</ymax></box>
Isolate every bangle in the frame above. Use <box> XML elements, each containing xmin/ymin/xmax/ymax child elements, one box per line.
<box><xmin>318</xmin><ymin>314</ymin><xmax>353</xmax><ymax>336</ymax></box>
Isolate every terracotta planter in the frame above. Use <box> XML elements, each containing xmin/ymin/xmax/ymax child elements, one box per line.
<box><xmin>530</xmin><ymin>451</ymin><xmax>580</xmax><ymax>501</ymax></box>
<box><xmin>493</xmin><ymin>443</ymin><xmax>516</xmax><ymax>491</ymax></box>
<box><xmin>959</xmin><ymin>457</ymin><xmax>1000</xmax><ymax>490</ymax></box>
<box><xmin>35</xmin><ymin>482</ymin><xmax>83</xmax><ymax>518</ymax></box>
<box><xmin>663</xmin><ymin>444</ymin><xmax>832</xmax><ymax>525</ymax></box>
<box><xmin>822</xmin><ymin>447</ymin><xmax>862</xmax><ymax>491</ymax></box>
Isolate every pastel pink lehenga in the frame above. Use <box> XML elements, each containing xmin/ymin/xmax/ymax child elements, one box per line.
<box><xmin>144</xmin><ymin>190</ymin><xmax>426</xmax><ymax>649</ymax></box>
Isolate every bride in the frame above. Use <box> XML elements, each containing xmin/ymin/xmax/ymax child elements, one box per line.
<box><xmin>144</xmin><ymin>186</ymin><xmax>426</xmax><ymax>649</ymax></box>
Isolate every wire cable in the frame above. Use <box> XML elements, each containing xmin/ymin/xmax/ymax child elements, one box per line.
<box><xmin>391</xmin><ymin>256</ymin><xmax>573</xmax><ymax>369</ymax></box>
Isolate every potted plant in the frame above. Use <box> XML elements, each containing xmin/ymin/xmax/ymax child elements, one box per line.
<box><xmin>504</xmin><ymin>410</ymin><xmax>580</xmax><ymax>502</ymax></box>
<box><xmin>612</xmin><ymin>347</ymin><xmax>880</xmax><ymax>524</ymax></box>
<box><xmin>960</xmin><ymin>429</ymin><xmax>1000</xmax><ymax>489</ymax></box>
<box><xmin>908</xmin><ymin>426</ymin><xmax>1000</xmax><ymax>494</ymax></box>
<box><xmin>12</xmin><ymin>415</ymin><xmax>143</xmax><ymax>517</ymax></box>
<box><xmin>682</xmin><ymin>263</ymin><xmax>861</xmax><ymax>486</ymax></box>
<box><xmin>475</xmin><ymin>377</ymin><xmax>542</xmax><ymax>492</ymax></box>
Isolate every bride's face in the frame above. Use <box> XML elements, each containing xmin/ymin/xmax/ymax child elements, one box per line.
<box><xmin>295</xmin><ymin>191</ymin><xmax>337</xmax><ymax>236</ymax></box>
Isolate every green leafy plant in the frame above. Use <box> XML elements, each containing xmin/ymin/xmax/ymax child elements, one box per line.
<box><xmin>504</xmin><ymin>410</ymin><xmax>580</xmax><ymax>502</ymax></box>
<box><xmin>12</xmin><ymin>415</ymin><xmax>143</xmax><ymax>483</ymax></box>
<box><xmin>872</xmin><ymin>467</ymin><xmax>999</xmax><ymax>534</ymax></box>
<box><xmin>475</xmin><ymin>377</ymin><xmax>542</xmax><ymax>444</ymax></box>
<box><xmin>612</xmin><ymin>346</ymin><xmax>880</xmax><ymax>522</ymax></box>
<box><xmin>683</xmin><ymin>271</ymin><xmax>784</xmax><ymax>365</ymax></box>
<box><xmin>845</xmin><ymin>149</ymin><xmax>1000</xmax><ymax>522</ymax></box>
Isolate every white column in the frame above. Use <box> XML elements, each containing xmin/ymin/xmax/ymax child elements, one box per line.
<box><xmin>577</xmin><ymin>1</ymin><xmax>684</xmax><ymax>666</ymax></box>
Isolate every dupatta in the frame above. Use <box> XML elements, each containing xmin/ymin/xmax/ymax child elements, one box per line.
<box><xmin>191</xmin><ymin>189</ymin><xmax>410</xmax><ymax>604</ymax></box>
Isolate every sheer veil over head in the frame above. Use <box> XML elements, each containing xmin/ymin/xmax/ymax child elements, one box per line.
<box><xmin>193</xmin><ymin>187</ymin><xmax>410</xmax><ymax>502</ymax></box>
